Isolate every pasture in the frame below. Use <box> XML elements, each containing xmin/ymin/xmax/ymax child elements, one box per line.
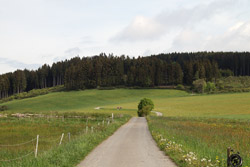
<box><xmin>0</xmin><ymin>113</ymin><xmax>130</xmax><ymax>167</ymax></box>
<box><xmin>0</xmin><ymin>89</ymin><xmax>188</xmax><ymax>116</ymax></box>
<box><xmin>2</xmin><ymin>89</ymin><xmax>250</xmax><ymax>119</ymax></box>
<box><xmin>1</xmin><ymin>89</ymin><xmax>250</xmax><ymax>166</ymax></box>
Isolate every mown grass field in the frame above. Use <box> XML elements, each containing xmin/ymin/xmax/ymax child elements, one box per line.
<box><xmin>0</xmin><ymin>89</ymin><xmax>189</xmax><ymax>116</ymax></box>
<box><xmin>154</xmin><ymin>92</ymin><xmax>250</xmax><ymax>119</ymax></box>
<box><xmin>2</xmin><ymin>89</ymin><xmax>250</xmax><ymax>119</ymax></box>
<box><xmin>0</xmin><ymin>113</ymin><xmax>130</xmax><ymax>167</ymax></box>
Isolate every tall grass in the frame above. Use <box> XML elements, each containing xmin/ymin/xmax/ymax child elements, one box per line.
<box><xmin>148</xmin><ymin>116</ymin><xmax>250</xmax><ymax>167</ymax></box>
<box><xmin>0</xmin><ymin>113</ymin><xmax>130</xmax><ymax>167</ymax></box>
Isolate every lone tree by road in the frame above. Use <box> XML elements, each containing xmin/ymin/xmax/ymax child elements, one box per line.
<box><xmin>137</xmin><ymin>98</ymin><xmax>154</xmax><ymax>117</ymax></box>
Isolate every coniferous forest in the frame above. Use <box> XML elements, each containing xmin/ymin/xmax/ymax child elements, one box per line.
<box><xmin>1</xmin><ymin>52</ymin><xmax>250</xmax><ymax>99</ymax></box>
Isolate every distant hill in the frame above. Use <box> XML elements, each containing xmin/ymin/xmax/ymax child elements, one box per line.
<box><xmin>0</xmin><ymin>52</ymin><xmax>250</xmax><ymax>98</ymax></box>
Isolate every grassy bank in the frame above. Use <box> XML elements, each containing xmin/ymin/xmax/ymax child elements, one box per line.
<box><xmin>2</xmin><ymin>88</ymin><xmax>250</xmax><ymax>118</ymax></box>
<box><xmin>148</xmin><ymin>116</ymin><xmax>250</xmax><ymax>167</ymax></box>
<box><xmin>0</xmin><ymin>89</ymin><xmax>188</xmax><ymax>116</ymax></box>
<box><xmin>0</xmin><ymin>113</ymin><xmax>130</xmax><ymax>167</ymax></box>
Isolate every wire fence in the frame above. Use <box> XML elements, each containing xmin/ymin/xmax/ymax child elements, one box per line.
<box><xmin>0</xmin><ymin>115</ymin><xmax>114</xmax><ymax>162</ymax></box>
<box><xmin>0</xmin><ymin>138</ymin><xmax>36</xmax><ymax>147</ymax></box>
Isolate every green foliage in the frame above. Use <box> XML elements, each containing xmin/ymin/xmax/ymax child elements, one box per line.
<box><xmin>205</xmin><ymin>82</ymin><xmax>216</xmax><ymax>92</ymax></box>
<box><xmin>0</xmin><ymin>86</ymin><xmax>64</xmax><ymax>104</ymax></box>
<box><xmin>137</xmin><ymin>98</ymin><xmax>154</xmax><ymax>117</ymax></box>
<box><xmin>0</xmin><ymin>105</ymin><xmax>7</xmax><ymax>111</ymax></box>
<box><xmin>192</xmin><ymin>79</ymin><xmax>207</xmax><ymax>93</ymax></box>
<box><xmin>138</xmin><ymin>105</ymin><xmax>151</xmax><ymax>117</ymax></box>
<box><xmin>215</xmin><ymin>76</ymin><xmax>250</xmax><ymax>93</ymax></box>
<box><xmin>176</xmin><ymin>84</ymin><xmax>185</xmax><ymax>90</ymax></box>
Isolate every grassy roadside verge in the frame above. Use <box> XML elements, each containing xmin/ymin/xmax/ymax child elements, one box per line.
<box><xmin>0</xmin><ymin>114</ymin><xmax>131</xmax><ymax>167</ymax></box>
<box><xmin>147</xmin><ymin>116</ymin><xmax>250</xmax><ymax>167</ymax></box>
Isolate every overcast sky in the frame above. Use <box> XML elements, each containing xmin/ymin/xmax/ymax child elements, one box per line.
<box><xmin>0</xmin><ymin>0</ymin><xmax>250</xmax><ymax>74</ymax></box>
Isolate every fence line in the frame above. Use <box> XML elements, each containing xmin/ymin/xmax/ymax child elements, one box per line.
<box><xmin>0</xmin><ymin>113</ymin><xmax>115</xmax><ymax>162</ymax></box>
<box><xmin>0</xmin><ymin>138</ymin><xmax>36</xmax><ymax>147</ymax></box>
<box><xmin>39</xmin><ymin>136</ymin><xmax>61</xmax><ymax>143</ymax></box>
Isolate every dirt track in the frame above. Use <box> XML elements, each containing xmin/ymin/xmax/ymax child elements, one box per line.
<box><xmin>77</xmin><ymin>117</ymin><xmax>177</xmax><ymax>167</ymax></box>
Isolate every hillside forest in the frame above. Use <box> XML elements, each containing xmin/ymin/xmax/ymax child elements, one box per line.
<box><xmin>0</xmin><ymin>52</ymin><xmax>250</xmax><ymax>98</ymax></box>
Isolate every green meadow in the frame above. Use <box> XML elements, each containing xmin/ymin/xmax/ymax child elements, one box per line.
<box><xmin>1</xmin><ymin>89</ymin><xmax>250</xmax><ymax>166</ymax></box>
<box><xmin>1</xmin><ymin>89</ymin><xmax>188</xmax><ymax>116</ymax></box>
<box><xmin>2</xmin><ymin>89</ymin><xmax>250</xmax><ymax>119</ymax></box>
<box><xmin>0</xmin><ymin>114</ymin><xmax>130</xmax><ymax>167</ymax></box>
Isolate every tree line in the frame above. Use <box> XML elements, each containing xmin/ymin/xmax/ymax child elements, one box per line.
<box><xmin>0</xmin><ymin>52</ymin><xmax>250</xmax><ymax>98</ymax></box>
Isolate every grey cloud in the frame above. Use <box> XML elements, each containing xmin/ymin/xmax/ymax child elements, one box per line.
<box><xmin>205</xmin><ymin>22</ymin><xmax>250</xmax><ymax>51</ymax></box>
<box><xmin>169</xmin><ymin>29</ymin><xmax>207</xmax><ymax>52</ymax></box>
<box><xmin>111</xmin><ymin>0</ymin><xmax>236</xmax><ymax>42</ymax></box>
<box><xmin>65</xmin><ymin>47</ymin><xmax>81</xmax><ymax>55</ymax></box>
<box><xmin>169</xmin><ymin>21</ymin><xmax>250</xmax><ymax>52</ymax></box>
<box><xmin>53</xmin><ymin>47</ymin><xmax>81</xmax><ymax>62</ymax></box>
<box><xmin>80</xmin><ymin>36</ymin><xmax>95</xmax><ymax>45</ymax></box>
<box><xmin>0</xmin><ymin>57</ymin><xmax>41</xmax><ymax>72</ymax></box>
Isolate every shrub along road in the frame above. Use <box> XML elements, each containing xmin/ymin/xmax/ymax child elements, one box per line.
<box><xmin>77</xmin><ymin>117</ymin><xmax>176</xmax><ymax>167</ymax></box>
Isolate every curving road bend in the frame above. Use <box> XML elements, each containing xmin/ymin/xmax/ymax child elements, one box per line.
<box><xmin>77</xmin><ymin>117</ymin><xmax>177</xmax><ymax>167</ymax></box>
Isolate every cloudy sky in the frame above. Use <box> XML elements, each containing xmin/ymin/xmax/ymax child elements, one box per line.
<box><xmin>0</xmin><ymin>0</ymin><xmax>250</xmax><ymax>74</ymax></box>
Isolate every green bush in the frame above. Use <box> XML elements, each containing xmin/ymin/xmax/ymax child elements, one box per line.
<box><xmin>137</xmin><ymin>98</ymin><xmax>154</xmax><ymax>117</ymax></box>
<box><xmin>192</xmin><ymin>79</ymin><xmax>207</xmax><ymax>93</ymax></box>
<box><xmin>215</xmin><ymin>76</ymin><xmax>250</xmax><ymax>93</ymax></box>
<box><xmin>176</xmin><ymin>84</ymin><xmax>185</xmax><ymax>90</ymax></box>
<box><xmin>206</xmin><ymin>82</ymin><xmax>216</xmax><ymax>93</ymax></box>
<box><xmin>0</xmin><ymin>85</ymin><xmax>64</xmax><ymax>104</ymax></box>
<box><xmin>0</xmin><ymin>105</ymin><xmax>8</xmax><ymax>111</ymax></box>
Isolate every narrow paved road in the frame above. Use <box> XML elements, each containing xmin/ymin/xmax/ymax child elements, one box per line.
<box><xmin>77</xmin><ymin>117</ymin><xmax>177</xmax><ymax>167</ymax></box>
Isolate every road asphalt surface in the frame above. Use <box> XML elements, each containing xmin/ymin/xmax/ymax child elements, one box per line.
<box><xmin>77</xmin><ymin>117</ymin><xmax>177</xmax><ymax>167</ymax></box>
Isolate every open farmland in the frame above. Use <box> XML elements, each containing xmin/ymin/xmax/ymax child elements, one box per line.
<box><xmin>0</xmin><ymin>113</ymin><xmax>130</xmax><ymax>167</ymax></box>
<box><xmin>1</xmin><ymin>89</ymin><xmax>250</xmax><ymax>166</ymax></box>
<box><xmin>154</xmin><ymin>92</ymin><xmax>250</xmax><ymax>119</ymax></box>
<box><xmin>2</xmin><ymin>89</ymin><xmax>250</xmax><ymax>119</ymax></box>
<box><xmin>0</xmin><ymin>89</ymin><xmax>188</xmax><ymax>116</ymax></box>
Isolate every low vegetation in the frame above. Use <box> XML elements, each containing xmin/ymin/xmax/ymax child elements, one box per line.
<box><xmin>0</xmin><ymin>85</ymin><xmax>64</xmax><ymax>104</ymax></box>
<box><xmin>148</xmin><ymin>116</ymin><xmax>250</xmax><ymax>167</ymax></box>
<box><xmin>137</xmin><ymin>98</ymin><xmax>154</xmax><ymax>117</ymax></box>
<box><xmin>216</xmin><ymin>76</ymin><xmax>250</xmax><ymax>93</ymax></box>
<box><xmin>0</xmin><ymin>113</ymin><xmax>130</xmax><ymax>167</ymax></box>
<box><xmin>0</xmin><ymin>105</ymin><xmax>7</xmax><ymax>111</ymax></box>
<box><xmin>191</xmin><ymin>76</ymin><xmax>250</xmax><ymax>94</ymax></box>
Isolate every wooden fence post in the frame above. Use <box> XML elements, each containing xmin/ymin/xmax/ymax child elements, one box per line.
<box><xmin>35</xmin><ymin>135</ymin><xmax>39</xmax><ymax>158</ymax></box>
<box><xmin>59</xmin><ymin>133</ymin><xmax>64</xmax><ymax>145</ymax></box>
